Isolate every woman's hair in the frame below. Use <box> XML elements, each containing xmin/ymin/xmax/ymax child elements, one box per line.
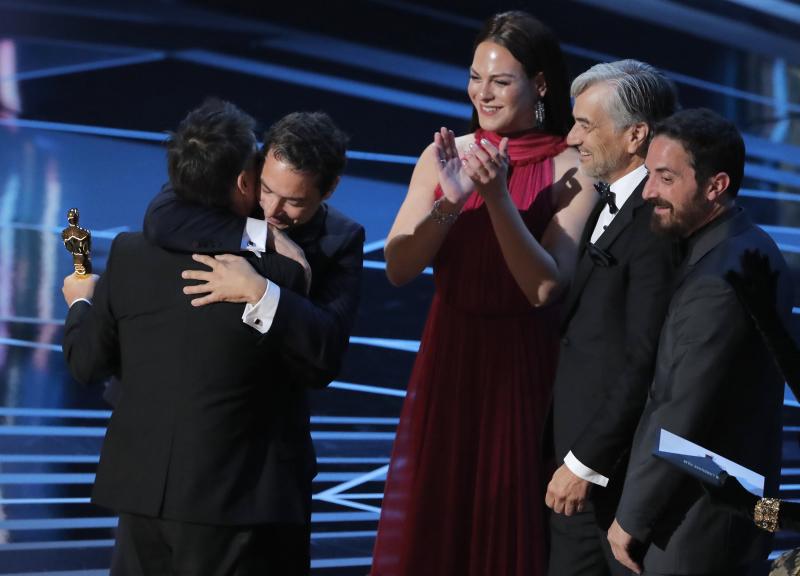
<box><xmin>470</xmin><ymin>10</ymin><xmax>573</xmax><ymax>136</ymax></box>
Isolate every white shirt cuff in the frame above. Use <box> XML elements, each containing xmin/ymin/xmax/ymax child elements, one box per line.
<box><xmin>242</xmin><ymin>280</ymin><xmax>280</xmax><ymax>334</ymax></box>
<box><xmin>69</xmin><ymin>298</ymin><xmax>92</xmax><ymax>308</ymax></box>
<box><xmin>242</xmin><ymin>217</ymin><xmax>268</xmax><ymax>255</ymax></box>
<box><xmin>564</xmin><ymin>450</ymin><xmax>609</xmax><ymax>487</ymax></box>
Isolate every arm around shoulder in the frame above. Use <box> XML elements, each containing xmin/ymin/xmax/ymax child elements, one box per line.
<box><xmin>143</xmin><ymin>185</ymin><xmax>246</xmax><ymax>253</ymax></box>
<box><xmin>268</xmin><ymin>219</ymin><xmax>365</xmax><ymax>387</ymax></box>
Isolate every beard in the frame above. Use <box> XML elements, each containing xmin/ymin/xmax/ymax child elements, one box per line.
<box><xmin>649</xmin><ymin>192</ymin><xmax>711</xmax><ymax>238</ymax></box>
<box><xmin>581</xmin><ymin>143</ymin><xmax>629</xmax><ymax>182</ymax></box>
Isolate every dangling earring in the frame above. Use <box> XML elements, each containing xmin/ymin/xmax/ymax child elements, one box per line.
<box><xmin>534</xmin><ymin>100</ymin><xmax>546</xmax><ymax>129</ymax></box>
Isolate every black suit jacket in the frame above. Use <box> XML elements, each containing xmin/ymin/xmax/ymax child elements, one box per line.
<box><xmin>616</xmin><ymin>207</ymin><xmax>791</xmax><ymax>573</ymax></box>
<box><xmin>63</xmin><ymin>234</ymin><xmax>315</xmax><ymax>525</ymax></box>
<box><xmin>143</xmin><ymin>185</ymin><xmax>365</xmax><ymax>389</ymax></box>
<box><xmin>552</xmin><ymin>176</ymin><xmax>676</xmax><ymax>525</ymax></box>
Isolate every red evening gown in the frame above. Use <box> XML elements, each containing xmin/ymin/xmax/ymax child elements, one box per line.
<box><xmin>371</xmin><ymin>129</ymin><xmax>567</xmax><ymax>575</ymax></box>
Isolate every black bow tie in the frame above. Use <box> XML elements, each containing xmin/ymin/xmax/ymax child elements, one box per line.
<box><xmin>595</xmin><ymin>181</ymin><xmax>618</xmax><ymax>214</ymax></box>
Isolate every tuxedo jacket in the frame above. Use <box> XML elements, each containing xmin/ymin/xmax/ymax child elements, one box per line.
<box><xmin>616</xmin><ymin>208</ymin><xmax>791</xmax><ymax>574</ymax></box>
<box><xmin>552</xmin><ymin>177</ymin><xmax>676</xmax><ymax>525</ymax></box>
<box><xmin>63</xmin><ymin>188</ymin><xmax>363</xmax><ymax>526</ymax></box>
<box><xmin>143</xmin><ymin>185</ymin><xmax>365</xmax><ymax>389</ymax></box>
<box><xmin>63</xmin><ymin>234</ymin><xmax>316</xmax><ymax>525</ymax></box>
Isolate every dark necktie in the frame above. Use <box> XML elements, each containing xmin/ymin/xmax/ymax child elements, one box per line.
<box><xmin>594</xmin><ymin>181</ymin><xmax>618</xmax><ymax>214</ymax></box>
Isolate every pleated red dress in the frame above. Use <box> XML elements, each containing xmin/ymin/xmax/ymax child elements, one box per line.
<box><xmin>371</xmin><ymin>129</ymin><xmax>567</xmax><ymax>576</ymax></box>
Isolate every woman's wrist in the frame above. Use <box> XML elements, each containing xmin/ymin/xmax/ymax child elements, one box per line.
<box><xmin>431</xmin><ymin>196</ymin><xmax>463</xmax><ymax>225</ymax></box>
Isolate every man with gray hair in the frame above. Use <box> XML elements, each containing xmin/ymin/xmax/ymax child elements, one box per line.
<box><xmin>545</xmin><ymin>60</ymin><xmax>678</xmax><ymax>575</ymax></box>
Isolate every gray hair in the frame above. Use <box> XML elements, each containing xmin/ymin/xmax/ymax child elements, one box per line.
<box><xmin>571</xmin><ymin>59</ymin><xmax>677</xmax><ymax>133</ymax></box>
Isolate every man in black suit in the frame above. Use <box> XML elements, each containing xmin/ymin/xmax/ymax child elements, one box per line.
<box><xmin>608</xmin><ymin>109</ymin><xmax>791</xmax><ymax>576</ymax></box>
<box><xmin>143</xmin><ymin>111</ymin><xmax>364</xmax><ymax>391</ymax></box>
<box><xmin>62</xmin><ymin>102</ymin><xmax>363</xmax><ymax>575</ymax></box>
<box><xmin>546</xmin><ymin>60</ymin><xmax>678</xmax><ymax>576</ymax></box>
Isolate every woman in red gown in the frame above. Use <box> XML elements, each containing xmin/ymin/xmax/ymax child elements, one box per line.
<box><xmin>371</xmin><ymin>11</ymin><xmax>597</xmax><ymax>576</ymax></box>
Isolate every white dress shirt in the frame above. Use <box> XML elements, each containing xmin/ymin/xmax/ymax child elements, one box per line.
<box><xmin>589</xmin><ymin>164</ymin><xmax>648</xmax><ymax>244</ymax></box>
<box><xmin>242</xmin><ymin>217</ymin><xmax>268</xmax><ymax>255</ymax></box>
<box><xmin>566</xmin><ymin>164</ymin><xmax>648</xmax><ymax>487</ymax></box>
<box><xmin>240</xmin><ymin>218</ymin><xmax>281</xmax><ymax>334</ymax></box>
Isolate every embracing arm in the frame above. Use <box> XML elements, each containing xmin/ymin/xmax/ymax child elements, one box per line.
<box><xmin>570</xmin><ymin>230</ymin><xmax>674</xmax><ymax>475</ymax></box>
<box><xmin>143</xmin><ymin>185</ymin><xmax>245</xmax><ymax>253</ymax></box>
<box><xmin>267</xmin><ymin>223</ymin><xmax>365</xmax><ymax>387</ymax></box>
<box><xmin>384</xmin><ymin>129</ymin><xmax>473</xmax><ymax>286</ymax></box>
<box><xmin>179</xmin><ymin>219</ymin><xmax>363</xmax><ymax>387</ymax></box>
<box><xmin>615</xmin><ymin>277</ymin><xmax>750</xmax><ymax>543</ymax></box>
<box><xmin>473</xmin><ymin>145</ymin><xmax>597</xmax><ymax>306</ymax></box>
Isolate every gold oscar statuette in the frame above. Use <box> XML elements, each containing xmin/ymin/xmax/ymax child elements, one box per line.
<box><xmin>62</xmin><ymin>208</ymin><xmax>92</xmax><ymax>276</ymax></box>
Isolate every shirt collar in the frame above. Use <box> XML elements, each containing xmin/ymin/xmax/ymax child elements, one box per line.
<box><xmin>609</xmin><ymin>164</ymin><xmax>648</xmax><ymax>208</ymax></box>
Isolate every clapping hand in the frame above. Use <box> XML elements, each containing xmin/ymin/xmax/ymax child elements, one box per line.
<box><xmin>433</xmin><ymin>127</ymin><xmax>474</xmax><ymax>206</ymax></box>
<box><xmin>461</xmin><ymin>137</ymin><xmax>510</xmax><ymax>203</ymax></box>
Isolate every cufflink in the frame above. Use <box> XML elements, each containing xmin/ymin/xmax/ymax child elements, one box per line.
<box><xmin>254</xmin><ymin>319</ymin><xmax>262</xmax><ymax>325</ymax></box>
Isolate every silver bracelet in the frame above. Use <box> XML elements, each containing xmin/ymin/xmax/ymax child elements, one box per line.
<box><xmin>430</xmin><ymin>197</ymin><xmax>460</xmax><ymax>225</ymax></box>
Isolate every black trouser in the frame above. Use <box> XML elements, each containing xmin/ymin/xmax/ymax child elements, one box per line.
<box><xmin>640</xmin><ymin>562</ymin><xmax>768</xmax><ymax>576</ymax></box>
<box><xmin>111</xmin><ymin>513</ymin><xmax>310</xmax><ymax>576</ymax></box>
<box><xmin>549</xmin><ymin>504</ymin><xmax>768</xmax><ymax>576</ymax></box>
<box><xmin>548</xmin><ymin>503</ymin><xmax>632</xmax><ymax>576</ymax></box>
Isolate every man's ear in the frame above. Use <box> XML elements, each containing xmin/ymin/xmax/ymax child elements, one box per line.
<box><xmin>236</xmin><ymin>170</ymin><xmax>248</xmax><ymax>195</ymax></box>
<box><xmin>705</xmin><ymin>172</ymin><xmax>731</xmax><ymax>202</ymax></box>
<box><xmin>321</xmin><ymin>176</ymin><xmax>340</xmax><ymax>201</ymax></box>
<box><xmin>626</xmin><ymin>122</ymin><xmax>649</xmax><ymax>155</ymax></box>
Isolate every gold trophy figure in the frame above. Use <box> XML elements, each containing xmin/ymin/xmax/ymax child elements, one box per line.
<box><xmin>62</xmin><ymin>208</ymin><xmax>92</xmax><ymax>276</ymax></box>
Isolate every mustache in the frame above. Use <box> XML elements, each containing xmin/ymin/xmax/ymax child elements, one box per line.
<box><xmin>648</xmin><ymin>198</ymin><xmax>673</xmax><ymax>210</ymax></box>
<box><xmin>269</xmin><ymin>214</ymin><xmax>292</xmax><ymax>225</ymax></box>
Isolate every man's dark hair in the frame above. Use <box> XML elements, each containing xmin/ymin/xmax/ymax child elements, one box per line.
<box><xmin>262</xmin><ymin>111</ymin><xmax>349</xmax><ymax>196</ymax></box>
<box><xmin>654</xmin><ymin>108</ymin><xmax>745</xmax><ymax>198</ymax></box>
<box><xmin>166</xmin><ymin>99</ymin><xmax>257</xmax><ymax>209</ymax></box>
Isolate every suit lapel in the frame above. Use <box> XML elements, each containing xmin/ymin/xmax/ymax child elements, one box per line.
<box><xmin>578</xmin><ymin>197</ymin><xmax>606</xmax><ymax>258</ymax></box>
<box><xmin>560</xmin><ymin>199</ymin><xmax>606</xmax><ymax>318</ymax></box>
<box><xmin>594</xmin><ymin>180</ymin><xmax>646</xmax><ymax>251</ymax></box>
<box><xmin>561</xmin><ymin>178</ymin><xmax>647</xmax><ymax>328</ymax></box>
<box><xmin>672</xmin><ymin>207</ymin><xmax>750</xmax><ymax>291</ymax></box>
